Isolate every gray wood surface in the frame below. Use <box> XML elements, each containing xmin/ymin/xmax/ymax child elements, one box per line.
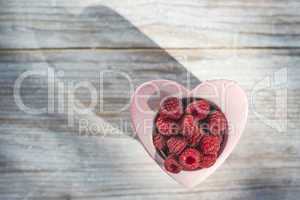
<box><xmin>1</xmin><ymin>0</ymin><xmax>300</xmax><ymax>48</ymax></box>
<box><xmin>0</xmin><ymin>0</ymin><xmax>300</xmax><ymax>200</ymax></box>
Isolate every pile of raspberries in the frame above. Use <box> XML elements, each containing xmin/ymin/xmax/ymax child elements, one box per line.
<box><xmin>152</xmin><ymin>97</ymin><xmax>228</xmax><ymax>174</ymax></box>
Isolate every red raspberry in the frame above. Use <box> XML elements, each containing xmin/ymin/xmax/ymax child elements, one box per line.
<box><xmin>200</xmin><ymin>135</ymin><xmax>221</xmax><ymax>155</ymax></box>
<box><xmin>156</xmin><ymin>115</ymin><xmax>180</xmax><ymax>136</ymax></box>
<box><xmin>164</xmin><ymin>155</ymin><xmax>182</xmax><ymax>174</ymax></box>
<box><xmin>153</xmin><ymin>134</ymin><xmax>166</xmax><ymax>151</ymax></box>
<box><xmin>167</xmin><ymin>136</ymin><xmax>187</xmax><ymax>155</ymax></box>
<box><xmin>181</xmin><ymin>115</ymin><xmax>204</xmax><ymax>146</ymax></box>
<box><xmin>179</xmin><ymin>148</ymin><xmax>201</xmax><ymax>170</ymax></box>
<box><xmin>186</xmin><ymin>99</ymin><xmax>210</xmax><ymax>120</ymax></box>
<box><xmin>199</xmin><ymin>154</ymin><xmax>217</xmax><ymax>168</ymax></box>
<box><xmin>181</xmin><ymin>115</ymin><xmax>199</xmax><ymax>137</ymax></box>
<box><xmin>208</xmin><ymin>110</ymin><xmax>227</xmax><ymax>136</ymax></box>
<box><xmin>160</xmin><ymin>97</ymin><xmax>183</xmax><ymax>120</ymax></box>
<box><xmin>187</xmin><ymin>126</ymin><xmax>206</xmax><ymax>147</ymax></box>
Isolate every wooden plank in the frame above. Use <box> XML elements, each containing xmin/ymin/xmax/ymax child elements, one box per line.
<box><xmin>0</xmin><ymin>49</ymin><xmax>299</xmax><ymax>135</ymax></box>
<box><xmin>1</xmin><ymin>0</ymin><xmax>300</xmax><ymax>49</ymax></box>
<box><xmin>0</xmin><ymin>128</ymin><xmax>299</xmax><ymax>200</ymax></box>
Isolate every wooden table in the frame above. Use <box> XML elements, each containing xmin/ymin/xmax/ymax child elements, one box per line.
<box><xmin>0</xmin><ymin>1</ymin><xmax>299</xmax><ymax>199</ymax></box>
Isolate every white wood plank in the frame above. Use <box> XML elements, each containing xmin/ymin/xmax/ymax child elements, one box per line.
<box><xmin>0</xmin><ymin>127</ymin><xmax>299</xmax><ymax>200</ymax></box>
<box><xmin>1</xmin><ymin>0</ymin><xmax>300</xmax><ymax>48</ymax></box>
<box><xmin>0</xmin><ymin>49</ymin><xmax>299</xmax><ymax>136</ymax></box>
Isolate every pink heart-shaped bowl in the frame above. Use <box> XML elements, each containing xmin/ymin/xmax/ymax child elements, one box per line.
<box><xmin>130</xmin><ymin>79</ymin><xmax>248</xmax><ymax>188</ymax></box>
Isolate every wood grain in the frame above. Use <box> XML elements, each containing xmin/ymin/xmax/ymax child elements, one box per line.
<box><xmin>1</xmin><ymin>0</ymin><xmax>300</xmax><ymax>49</ymax></box>
<box><xmin>1</xmin><ymin>0</ymin><xmax>300</xmax><ymax>199</ymax></box>
<box><xmin>0</xmin><ymin>49</ymin><xmax>299</xmax><ymax>135</ymax></box>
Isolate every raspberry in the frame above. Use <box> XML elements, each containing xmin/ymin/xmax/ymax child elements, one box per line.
<box><xmin>167</xmin><ymin>136</ymin><xmax>187</xmax><ymax>155</ymax></box>
<box><xmin>164</xmin><ymin>155</ymin><xmax>182</xmax><ymax>174</ymax></box>
<box><xmin>186</xmin><ymin>99</ymin><xmax>210</xmax><ymax>120</ymax></box>
<box><xmin>156</xmin><ymin>115</ymin><xmax>180</xmax><ymax>136</ymax></box>
<box><xmin>208</xmin><ymin>110</ymin><xmax>227</xmax><ymax>136</ymax></box>
<box><xmin>179</xmin><ymin>148</ymin><xmax>201</xmax><ymax>170</ymax></box>
<box><xmin>199</xmin><ymin>154</ymin><xmax>217</xmax><ymax>168</ymax></box>
<box><xmin>160</xmin><ymin>97</ymin><xmax>183</xmax><ymax>120</ymax></box>
<box><xmin>181</xmin><ymin>115</ymin><xmax>199</xmax><ymax>137</ymax></box>
<box><xmin>153</xmin><ymin>134</ymin><xmax>166</xmax><ymax>151</ymax></box>
<box><xmin>186</xmin><ymin>131</ymin><xmax>203</xmax><ymax>147</ymax></box>
<box><xmin>181</xmin><ymin>115</ymin><xmax>204</xmax><ymax>146</ymax></box>
<box><xmin>200</xmin><ymin>135</ymin><xmax>221</xmax><ymax>155</ymax></box>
